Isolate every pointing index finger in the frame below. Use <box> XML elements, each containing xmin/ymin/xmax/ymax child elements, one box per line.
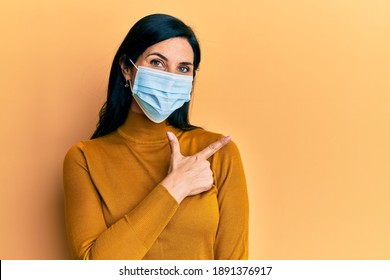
<box><xmin>196</xmin><ymin>136</ymin><xmax>231</xmax><ymax>160</ymax></box>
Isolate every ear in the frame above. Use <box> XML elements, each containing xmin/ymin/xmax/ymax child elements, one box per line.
<box><xmin>119</xmin><ymin>55</ymin><xmax>132</xmax><ymax>81</ymax></box>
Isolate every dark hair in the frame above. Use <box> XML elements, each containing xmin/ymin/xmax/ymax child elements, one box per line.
<box><xmin>91</xmin><ymin>14</ymin><xmax>201</xmax><ymax>139</ymax></box>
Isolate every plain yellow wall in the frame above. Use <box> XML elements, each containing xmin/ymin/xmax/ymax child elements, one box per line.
<box><xmin>1</xmin><ymin>0</ymin><xmax>389</xmax><ymax>259</ymax></box>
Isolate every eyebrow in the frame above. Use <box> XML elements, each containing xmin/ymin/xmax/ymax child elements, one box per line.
<box><xmin>147</xmin><ymin>52</ymin><xmax>193</xmax><ymax>66</ymax></box>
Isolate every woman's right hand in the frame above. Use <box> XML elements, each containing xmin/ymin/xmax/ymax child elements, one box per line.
<box><xmin>160</xmin><ymin>132</ymin><xmax>231</xmax><ymax>203</ymax></box>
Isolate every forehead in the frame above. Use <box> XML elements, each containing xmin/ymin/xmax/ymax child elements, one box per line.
<box><xmin>142</xmin><ymin>37</ymin><xmax>194</xmax><ymax>62</ymax></box>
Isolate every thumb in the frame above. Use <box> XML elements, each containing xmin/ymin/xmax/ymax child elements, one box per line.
<box><xmin>167</xmin><ymin>132</ymin><xmax>181</xmax><ymax>160</ymax></box>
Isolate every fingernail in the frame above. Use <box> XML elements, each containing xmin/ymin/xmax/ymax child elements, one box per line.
<box><xmin>224</xmin><ymin>136</ymin><xmax>231</xmax><ymax>143</ymax></box>
<box><xmin>167</xmin><ymin>131</ymin><xmax>174</xmax><ymax>140</ymax></box>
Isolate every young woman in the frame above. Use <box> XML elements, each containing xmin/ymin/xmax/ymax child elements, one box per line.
<box><xmin>63</xmin><ymin>13</ymin><xmax>248</xmax><ymax>260</ymax></box>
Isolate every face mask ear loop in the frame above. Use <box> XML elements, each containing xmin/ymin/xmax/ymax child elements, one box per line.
<box><xmin>129</xmin><ymin>80</ymin><xmax>134</xmax><ymax>93</ymax></box>
<box><xmin>129</xmin><ymin>59</ymin><xmax>139</xmax><ymax>70</ymax></box>
<box><xmin>128</xmin><ymin>59</ymin><xmax>138</xmax><ymax>94</ymax></box>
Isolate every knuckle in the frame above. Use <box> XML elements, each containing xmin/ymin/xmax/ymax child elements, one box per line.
<box><xmin>172</xmin><ymin>141</ymin><xmax>179</xmax><ymax>147</ymax></box>
<box><xmin>209</xmin><ymin>143</ymin><xmax>217</xmax><ymax>151</ymax></box>
<box><xmin>191</xmin><ymin>155</ymin><xmax>198</xmax><ymax>163</ymax></box>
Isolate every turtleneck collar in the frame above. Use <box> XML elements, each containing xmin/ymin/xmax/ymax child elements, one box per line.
<box><xmin>117</xmin><ymin>110</ymin><xmax>181</xmax><ymax>143</ymax></box>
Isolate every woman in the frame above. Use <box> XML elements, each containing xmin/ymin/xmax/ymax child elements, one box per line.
<box><xmin>63</xmin><ymin>13</ymin><xmax>248</xmax><ymax>260</ymax></box>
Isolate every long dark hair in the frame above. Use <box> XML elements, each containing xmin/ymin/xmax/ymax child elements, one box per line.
<box><xmin>91</xmin><ymin>14</ymin><xmax>201</xmax><ymax>139</ymax></box>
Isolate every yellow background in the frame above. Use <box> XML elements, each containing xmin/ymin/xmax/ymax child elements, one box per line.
<box><xmin>1</xmin><ymin>0</ymin><xmax>389</xmax><ymax>259</ymax></box>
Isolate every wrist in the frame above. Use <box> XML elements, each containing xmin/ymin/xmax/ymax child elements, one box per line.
<box><xmin>160</xmin><ymin>174</ymin><xmax>187</xmax><ymax>203</ymax></box>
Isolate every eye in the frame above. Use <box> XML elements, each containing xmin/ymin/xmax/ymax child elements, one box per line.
<box><xmin>178</xmin><ymin>66</ymin><xmax>190</xmax><ymax>73</ymax></box>
<box><xmin>150</xmin><ymin>59</ymin><xmax>164</xmax><ymax>68</ymax></box>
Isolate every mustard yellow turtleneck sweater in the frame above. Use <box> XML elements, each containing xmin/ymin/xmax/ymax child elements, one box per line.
<box><xmin>63</xmin><ymin>110</ymin><xmax>248</xmax><ymax>260</ymax></box>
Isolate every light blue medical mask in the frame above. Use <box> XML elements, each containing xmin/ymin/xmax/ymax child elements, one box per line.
<box><xmin>129</xmin><ymin>60</ymin><xmax>193</xmax><ymax>123</ymax></box>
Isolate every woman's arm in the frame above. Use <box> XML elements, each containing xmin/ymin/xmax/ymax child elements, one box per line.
<box><xmin>212</xmin><ymin>140</ymin><xmax>249</xmax><ymax>259</ymax></box>
<box><xmin>63</xmin><ymin>143</ymin><xmax>179</xmax><ymax>260</ymax></box>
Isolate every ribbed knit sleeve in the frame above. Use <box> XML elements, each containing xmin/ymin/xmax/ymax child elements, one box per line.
<box><xmin>212</xmin><ymin>140</ymin><xmax>249</xmax><ymax>259</ymax></box>
<box><xmin>63</xmin><ymin>143</ymin><xmax>179</xmax><ymax>260</ymax></box>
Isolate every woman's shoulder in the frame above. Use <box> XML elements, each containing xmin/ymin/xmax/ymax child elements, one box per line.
<box><xmin>64</xmin><ymin>132</ymin><xmax>121</xmax><ymax>161</ymax></box>
<box><xmin>180</xmin><ymin>127</ymin><xmax>225</xmax><ymax>146</ymax></box>
<box><xmin>184</xmin><ymin>127</ymin><xmax>223</xmax><ymax>139</ymax></box>
<box><xmin>181</xmin><ymin>127</ymin><xmax>241</xmax><ymax>158</ymax></box>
